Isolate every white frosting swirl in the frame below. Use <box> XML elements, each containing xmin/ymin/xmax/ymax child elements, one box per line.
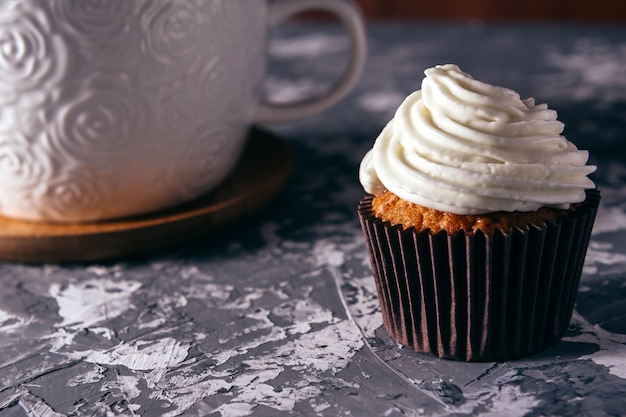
<box><xmin>360</xmin><ymin>64</ymin><xmax>596</xmax><ymax>214</ymax></box>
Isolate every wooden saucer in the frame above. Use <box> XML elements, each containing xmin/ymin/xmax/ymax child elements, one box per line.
<box><xmin>0</xmin><ymin>127</ymin><xmax>292</xmax><ymax>263</ymax></box>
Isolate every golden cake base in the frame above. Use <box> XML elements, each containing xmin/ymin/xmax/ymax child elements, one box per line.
<box><xmin>0</xmin><ymin>127</ymin><xmax>292</xmax><ymax>263</ymax></box>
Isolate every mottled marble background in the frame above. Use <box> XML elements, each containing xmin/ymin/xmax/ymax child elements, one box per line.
<box><xmin>1</xmin><ymin>23</ymin><xmax>626</xmax><ymax>417</ymax></box>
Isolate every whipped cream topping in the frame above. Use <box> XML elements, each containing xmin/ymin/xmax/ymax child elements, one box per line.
<box><xmin>359</xmin><ymin>64</ymin><xmax>596</xmax><ymax>214</ymax></box>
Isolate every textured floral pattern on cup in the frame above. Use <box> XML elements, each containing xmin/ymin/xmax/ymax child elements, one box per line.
<box><xmin>49</xmin><ymin>0</ymin><xmax>141</xmax><ymax>69</ymax></box>
<box><xmin>46</xmin><ymin>73</ymin><xmax>148</xmax><ymax>167</ymax></box>
<box><xmin>0</xmin><ymin>0</ymin><xmax>267</xmax><ymax>222</ymax></box>
<box><xmin>0</xmin><ymin>132</ymin><xmax>54</xmax><ymax>192</ymax></box>
<box><xmin>150</xmin><ymin>57</ymin><xmax>217</xmax><ymax>144</ymax></box>
<box><xmin>34</xmin><ymin>168</ymin><xmax>113</xmax><ymax>221</ymax></box>
<box><xmin>164</xmin><ymin>122</ymin><xmax>247</xmax><ymax>202</ymax></box>
<box><xmin>0</xmin><ymin>0</ymin><xmax>366</xmax><ymax>222</ymax></box>
<box><xmin>141</xmin><ymin>0</ymin><xmax>210</xmax><ymax>72</ymax></box>
<box><xmin>50</xmin><ymin>0</ymin><xmax>135</xmax><ymax>43</ymax></box>
<box><xmin>0</xmin><ymin>0</ymin><xmax>69</xmax><ymax>107</ymax></box>
<box><xmin>211</xmin><ymin>0</ymin><xmax>260</xmax><ymax>48</ymax></box>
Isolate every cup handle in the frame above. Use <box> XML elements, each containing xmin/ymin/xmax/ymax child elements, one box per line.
<box><xmin>253</xmin><ymin>0</ymin><xmax>367</xmax><ymax>124</ymax></box>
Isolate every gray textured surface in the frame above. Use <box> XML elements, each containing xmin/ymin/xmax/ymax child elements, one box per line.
<box><xmin>1</xmin><ymin>22</ymin><xmax>626</xmax><ymax>416</ymax></box>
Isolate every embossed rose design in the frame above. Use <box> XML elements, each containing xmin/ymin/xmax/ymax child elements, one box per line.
<box><xmin>158</xmin><ymin>96</ymin><xmax>201</xmax><ymax>140</ymax></box>
<box><xmin>35</xmin><ymin>169</ymin><xmax>108</xmax><ymax>221</ymax></box>
<box><xmin>206</xmin><ymin>1</ymin><xmax>265</xmax><ymax>113</ymax></box>
<box><xmin>211</xmin><ymin>1</ymin><xmax>266</xmax><ymax>48</ymax></box>
<box><xmin>46</xmin><ymin>73</ymin><xmax>147</xmax><ymax>166</ymax></box>
<box><xmin>0</xmin><ymin>133</ymin><xmax>53</xmax><ymax>191</ymax></box>
<box><xmin>49</xmin><ymin>0</ymin><xmax>140</xmax><ymax>68</ymax></box>
<box><xmin>197</xmin><ymin>55</ymin><xmax>227</xmax><ymax>106</ymax></box>
<box><xmin>165</xmin><ymin>123</ymin><xmax>244</xmax><ymax>200</ymax></box>
<box><xmin>195</xmin><ymin>49</ymin><xmax>258</xmax><ymax>129</ymax></box>
<box><xmin>50</xmin><ymin>0</ymin><xmax>135</xmax><ymax>43</ymax></box>
<box><xmin>0</xmin><ymin>1</ymin><xmax>68</xmax><ymax>105</ymax></box>
<box><xmin>151</xmin><ymin>65</ymin><xmax>212</xmax><ymax>143</ymax></box>
<box><xmin>141</xmin><ymin>1</ymin><xmax>206</xmax><ymax>66</ymax></box>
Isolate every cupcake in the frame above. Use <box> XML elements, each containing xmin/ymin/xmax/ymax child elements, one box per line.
<box><xmin>358</xmin><ymin>64</ymin><xmax>600</xmax><ymax>362</ymax></box>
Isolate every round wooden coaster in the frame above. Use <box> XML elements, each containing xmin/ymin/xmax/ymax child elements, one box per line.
<box><xmin>0</xmin><ymin>127</ymin><xmax>292</xmax><ymax>263</ymax></box>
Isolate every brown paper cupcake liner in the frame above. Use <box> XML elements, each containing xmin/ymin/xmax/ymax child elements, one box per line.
<box><xmin>358</xmin><ymin>189</ymin><xmax>600</xmax><ymax>362</ymax></box>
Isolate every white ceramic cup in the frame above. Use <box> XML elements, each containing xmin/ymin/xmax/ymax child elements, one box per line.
<box><xmin>0</xmin><ymin>0</ymin><xmax>366</xmax><ymax>222</ymax></box>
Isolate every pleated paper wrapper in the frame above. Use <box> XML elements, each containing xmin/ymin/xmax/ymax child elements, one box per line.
<box><xmin>358</xmin><ymin>189</ymin><xmax>600</xmax><ymax>362</ymax></box>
